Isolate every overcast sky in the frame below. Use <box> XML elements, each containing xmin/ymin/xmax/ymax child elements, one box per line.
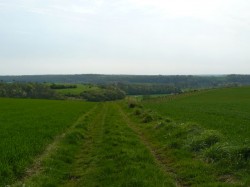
<box><xmin>1</xmin><ymin>0</ymin><xmax>250</xmax><ymax>75</ymax></box>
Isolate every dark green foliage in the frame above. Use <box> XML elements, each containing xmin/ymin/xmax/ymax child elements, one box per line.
<box><xmin>188</xmin><ymin>130</ymin><xmax>223</xmax><ymax>151</ymax></box>
<box><xmin>130</xmin><ymin>105</ymin><xmax>155</xmax><ymax>123</ymax></box>
<box><xmin>128</xmin><ymin>102</ymin><xmax>137</xmax><ymax>108</ymax></box>
<box><xmin>154</xmin><ymin>121</ymin><xmax>165</xmax><ymax>129</ymax></box>
<box><xmin>142</xmin><ymin>112</ymin><xmax>154</xmax><ymax>123</ymax></box>
<box><xmin>205</xmin><ymin>144</ymin><xmax>250</xmax><ymax>165</ymax></box>
<box><xmin>116</xmin><ymin>82</ymin><xmax>182</xmax><ymax>95</ymax></box>
<box><xmin>134</xmin><ymin>109</ymin><xmax>142</xmax><ymax>116</ymax></box>
<box><xmin>0</xmin><ymin>83</ymin><xmax>60</xmax><ymax>99</ymax></box>
<box><xmin>127</xmin><ymin>98</ymin><xmax>142</xmax><ymax>109</ymax></box>
<box><xmin>50</xmin><ymin>84</ymin><xmax>77</xmax><ymax>89</ymax></box>
<box><xmin>165</xmin><ymin>118</ymin><xmax>172</xmax><ymax>123</ymax></box>
<box><xmin>80</xmin><ymin>86</ymin><xmax>125</xmax><ymax>101</ymax></box>
<box><xmin>1</xmin><ymin>74</ymin><xmax>250</xmax><ymax>89</ymax></box>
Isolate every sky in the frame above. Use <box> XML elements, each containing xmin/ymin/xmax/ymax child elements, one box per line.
<box><xmin>0</xmin><ymin>0</ymin><xmax>250</xmax><ymax>75</ymax></box>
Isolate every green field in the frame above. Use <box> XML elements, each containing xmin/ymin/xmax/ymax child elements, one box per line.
<box><xmin>24</xmin><ymin>103</ymin><xmax>174</xmax><ymax>187</ymax></box>
<box><xmin>137</xmin><ymin>87</ymin><xmax>250</xmax><ymax>185</ymax></box>
<box><xmin>1</xmin><ymin>87</ymin><xmax>250</xmax><ymax>186</ymax></box>
<box><xmin>0</xmin><ymin>98</ymin><xmax>96</xmax><ymax>185</ymax></box>
<box><xmin>53</xmin><ymin>84</ymin><xmax>100</xmax><ymax>96</ymax></box>
<box><xmin>143</xmin><ymin>87</ymin><xmax>250</xmax><ymax>145</ymax></box>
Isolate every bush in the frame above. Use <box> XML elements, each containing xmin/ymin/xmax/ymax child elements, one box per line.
<box><xmin>165</xmin><ymin>118</ymin><xmax>172</xmax><ymax>123</ymax></box>
<box><xmin>188</xmin><ymin>130</ymin><xmax>223</xmax><ymax>152</ymax></box>
<box><xmin>134</xmin><ymin>109</ymin><xmax>142</xmax><ymax>116</ymax></box>
<box><xmin>238</xmin><ymin>146</ymin><xmax>250</xmax><ymax>161</ymax></box>
<box><xmin>0</xmin><ymin>83</ymin><xmax>61</xmax><ymax>99</ymax></box>
<box><xmin>50</xmin><ymin>84</ymin><xmax>77</xmax><ymax>89</ymax></box>
<box><xmin>81</xmin><ymin>86</ymin><xmax>126</xmax><ymax>102</ymax></box>
<box><xmin>128</xmin><ymin>102</ymin><xmax>137</xmax><ymax>108</ymax></box>
<box><xmin>205</xmin><ymin>144</ymin><xmax>250</xmax><ymax>166</ymax></box>
<box><xmin>154</xmin><ymin>121</ymin><xmax>165</xmax><ymax>129</ymax></box>
<box><xmin>142</xmin><ymin>113</ymin><xmax>154</xmax><ymax>123</ymax></box>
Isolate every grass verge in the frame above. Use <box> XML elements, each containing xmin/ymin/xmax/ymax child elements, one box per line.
<box><xmin>121</xmin><ymin>100</ymin><xmax>250</xmax><ymax>186</ymax></box>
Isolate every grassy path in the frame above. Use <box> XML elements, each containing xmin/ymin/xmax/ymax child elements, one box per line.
<box><xmin>64</xmin><ymin>103</ymin><xmax>107</xmax><ymax>186</ymax></box>
<box><xmin>15</xmin><ymin>102</ymin><xmax>174</xmax><ymax>187</ymax></box>
<box><xmin>120</xmin><ymin>101</ymin><xmax>250</xmax><ymax>186</ymax></box>
<box><xmin>115</xmin><ymin>104</ymin><xmax>181</xmax><ymax>187</ymax></box>
<box><xmin>12</xmin><ymin>104</ymin><xmax>99</xmax><ymax>186</ymax></box>
<box><xmin>0</xmin><ymin>99</ymin><xmax>96</xmax><ymax>186</ymax></box>
<box><xmin>64</xmin><ymin>102</ymin><xmax>174</xmax><ymax>186</ymax></box>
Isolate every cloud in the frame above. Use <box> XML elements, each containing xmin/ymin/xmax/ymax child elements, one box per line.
<box><xmin>0</xmin><ymin>0</ymin><xmax>104</xmax><ymax>21</ymax></box>
<box><xmin>127</xmin><ymin>0</ymin><xmax>227</xmax><ymax>17</ymax></box>
<box><xmin>1</xmin><ymin>0</ymin><xmax>250</xmax><ymax>75</ymax></box>
<box><xmin>127</xmin><ymin>0</ymin><xmax>250</xmax><ymax>26</ymax></box>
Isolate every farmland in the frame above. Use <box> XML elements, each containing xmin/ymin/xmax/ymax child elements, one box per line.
<box><xmin>50</xmin><ymin>84</ymin><xmax>100</xmax><ymax>97</ymax></box>
<box><xmin>23</xmin><ymin>103</ymin><xmax>174</xmax><ymax>187</ymax></box>
<box><xmin>138</xmin><ymin>86</ymin><xmax>250</xmax><ymax>185</ymax></box>
<box><xmin>0</xmin><ymin>98</ymin><xmax>96</xmax><ymax>185</ymax></box>
<box><xmin>0</xmin><ymin>86</ymin><xmax>249</xmax><ymax>186</ymax></box>
<box><xmin>143</xmin><ymin>87</ymin><xmax>250</xmax><ymax>145</ymax></box>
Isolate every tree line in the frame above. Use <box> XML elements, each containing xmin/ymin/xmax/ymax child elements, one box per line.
<box><xmin>50</xmin><ymin>84</ymin><xmax>77</xmax><ymax>89</ymax></box>
<box><xmin>0</xmin><ymin>83</ymin><xmax>126</xmax><ymax>101</ymax></box>
<box><xmin>1</xmin><ymin>74</ymin><xmax>250</xmax><ymax>89</ymax></box>
<box><xmin>80</xmin><ymin>86</ymin><xmax>126</xmax><ymax>101</ymax></box>
<box><xmin>0</xmin><ymin>83</ymin><xmax>60</xmax><ymax>99</ymax></box>
<box><xmin>115</xmin><ymin>83</ymin><xmax>181</xmax><ymax>95</ymax></box>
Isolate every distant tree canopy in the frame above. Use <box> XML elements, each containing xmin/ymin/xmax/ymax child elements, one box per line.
<box><xmin>1</xmin><ymin>74</ymin><xmax>250</xmax><ymax>101</ymax></box>
<box><xmin>116</xmin><ymin>83</ymin><xmax>181</xmax><ymax>95</ymax></box>
<box><xmin>0</xmin><ymin>83</ymin><xmax>60</xmax><ymax>99</ymax></box>
<box><xmin>80</xmin><ymin>86</ymin><xmax>126</xmax><ymax>101</ymax></box>
<box><xmin>50</xmin><ymin>84</ymin><xmax>77</xmax><ymax>89</ymax></box>
<box><xmin>0</xmin><ymin>74</ymin><xmax>249</xmax><ymax>89</ymax></box>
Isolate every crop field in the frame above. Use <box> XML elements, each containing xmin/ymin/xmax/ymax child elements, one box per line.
<box><xmin>0</xmin><ymin>98</ymin><xmax>96</xmax><ymax>185</ymax></box>
<box><xmin>53</xmin><ymin>84</ymin><xmax>100</xmax><ymax>96</ymax></box>
<box><xmin>1</xmin><ymin>87</ymin><xmax>250</xmax><ymax>186</ymax></box>
<box><xmin>138</xmin><ymin>87</ymin><xmax>250</xmax><ymax>185</ymax></box>
<box><xmin>143</xmin><ymin>87</ymin><xmax>250</xmax><ymax>145</ymax></box>
<box><xmin>23</xmin><ymin>103</ymin><xmax>174</xmax><ymax>187</ymax></box>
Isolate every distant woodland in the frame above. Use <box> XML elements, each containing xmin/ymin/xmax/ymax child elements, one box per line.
<box><xmin>0</xmin><ymin>83</ymin><xmax>59</xmax><ymax>99</ymax></box>
<box><xmin>0</xmin><ymin>74</ymin><xmax>250</xmax><ymax>101</ymax></box>
<box><xmin>0</xmin><ymin>74</ymin><xmax>249</xmax><ymax>88</ymax></box>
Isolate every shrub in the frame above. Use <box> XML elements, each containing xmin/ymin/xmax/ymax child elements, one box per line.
<box><xmin>238</xmin><ymin>146</ymin><xmax>250</xmax><ymax>161</ymax></box>
<box><xmin>142</xmin><ymin>113</ymin><xmax>153</xmax><ymax>123</ymax></box>
<box><xmin>50</xmin><ymin>84</ymin><xmax>77</xmax><ymax>89</ymax></box>
<box><xmin>134</xmin><ymin>109</ymin><xmax>142</xmax><ymax>116</ymax></box>
<box><xmin>188</xmin><ymin>130</ymin><xmax>223</xmax><ymax>152</ymax></box>
<box><xmin>205</xmin><ymin>144</ymin><xmax>250</xmax><ymax>166</ymax></box>
<box><xmin>0</xmin><ymin>83</ymin><xmax>61</xmax><ymax>99</ymax></box>
<box><xmin>154</xmin><ymin>121</ymin><xmax>165</xmax><ymax>129</ymax></box>
<box><xmin>165</xmin><ymin>118</ymin><xmax>172</xmax><ymax>123</ymax></box>
<box><xmin>81</xmin><ymin>86</ymin><xmax>125</xmax><ymax>102</ymax></box>
<box><xmin>128</xmin><ymin>102</ymin><xmax>137</xmax><ymax>108</ymax></box>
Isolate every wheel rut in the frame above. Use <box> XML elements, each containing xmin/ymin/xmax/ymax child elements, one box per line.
<box><xmin>115</xmin><ymin>104</ymin><xmax>182</xmax><ymax>187</ymax></box>
<box><xmin>13</xmin><ymin>103</ymin><xmax>177</xmax><ymax>186</ymax></box>
<box><xmin>64</xmin><ymin>104</ymin><xmax>108</xmax><ymax>186</ymax></box>
<box><xmin>11</xmin><ymin>105</ymin><xmax>99</xmax><ymax>187</ymax></box>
